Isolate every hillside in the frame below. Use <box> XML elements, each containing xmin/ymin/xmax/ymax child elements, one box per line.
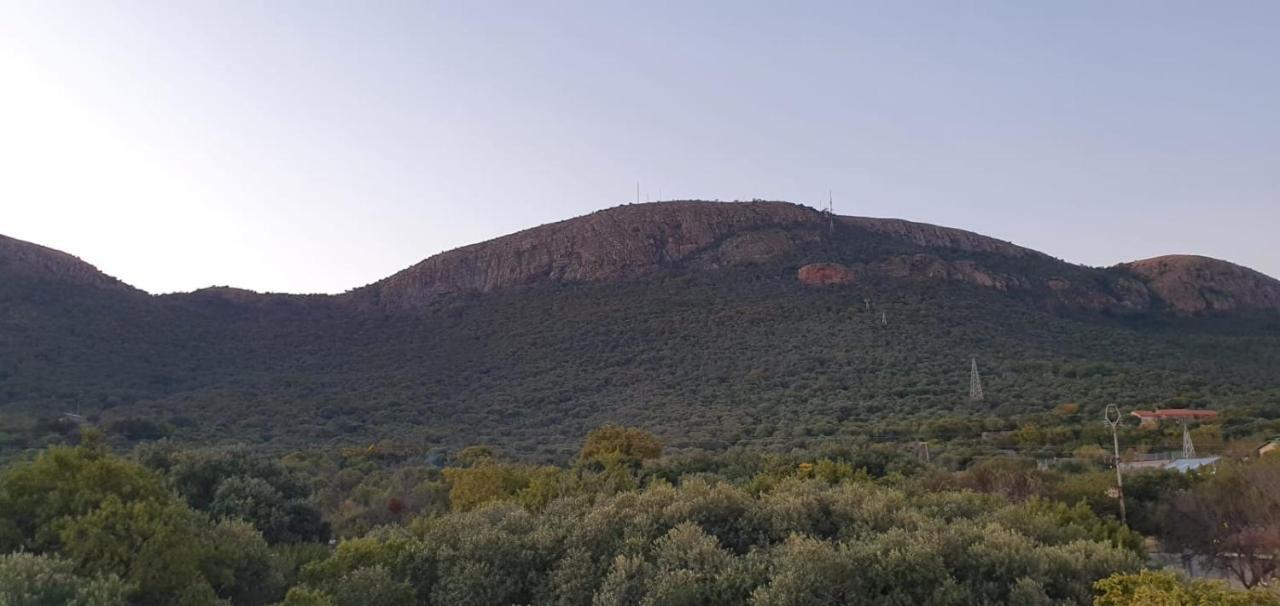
<box><xmin>2</xmin><ymin>201</ymin><xmax>1279</xmax><ymax>460</ymax></box>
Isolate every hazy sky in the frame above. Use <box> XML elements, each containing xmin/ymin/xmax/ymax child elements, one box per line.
<box><xmin>3</xmin><ymin>2</ymin><xmax>1277</xmax><ymax>293</ymax></box>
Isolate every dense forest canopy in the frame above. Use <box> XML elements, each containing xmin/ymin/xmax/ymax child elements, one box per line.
<box><xmin>2</xmin><ymin>427</ymin><xmax>1277</xmax><ymax>605</ymax></box>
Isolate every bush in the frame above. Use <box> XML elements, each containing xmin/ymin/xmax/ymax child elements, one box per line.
<box><xmin>0</xmin><ymin>552</ymin><xmax>129</xmax><ymax>606</ymax></box>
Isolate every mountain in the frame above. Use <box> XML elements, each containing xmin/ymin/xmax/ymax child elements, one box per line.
<box><xmin>2</xmin><ymin>201</ymin><xmax>1279</xmax><ymax>459</ymax></box>
<box><xmin>348</xmin><ymin>201</ymin><xmax>1275</xmax><ymax>316</ymax></box>
<box><xmin>1120</xmin><ymin>255</ymin><xmax>1280</xmax><ymax>314</ymax></box>
<box><xmin>0</xmin><ymin>234</ymin><xmax>134</xmax><ymax>292</ymax></box>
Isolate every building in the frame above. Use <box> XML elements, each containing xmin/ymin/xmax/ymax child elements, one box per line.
<box><xmin>1119</xmin><ymin>455</ymin><xmax>1221</xmax><ymax>473</ymax></box>
<box><xmin>1130</xmin><ymin>408</ymin><xmax>1218</xmax><ymax>429</ymax></box>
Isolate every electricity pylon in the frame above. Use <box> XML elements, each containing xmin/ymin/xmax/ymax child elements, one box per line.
<box><xmin>969</xmin><ymin>357</ymin><xmax>984</xmax><ymax>401</ymax></box>
<box><xmin>1182</xmin><ymin>423</ymin><xmax>1197</xmax><ymax>459</ymax></box>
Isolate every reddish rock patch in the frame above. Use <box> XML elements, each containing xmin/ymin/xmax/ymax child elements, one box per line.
<box><xmin>798</xmin><ymin>263</ymin><xmax>855</xmax><ymax>286</ymax></box>
<box><xmin>1121</xmin><ymin>255</ymin><xmax>1280</xmax><ymax>314</ymax></box>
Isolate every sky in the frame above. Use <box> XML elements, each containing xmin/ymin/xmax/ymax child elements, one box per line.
<box><xmin>2</xmin><ymin>1</ymin><xmax>1277</xmax><ymax>294</ymax></box>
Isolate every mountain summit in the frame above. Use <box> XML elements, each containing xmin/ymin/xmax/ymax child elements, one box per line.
<box><xmin>342</xmin><ymin>201</ymin><xmax>1278</xmax><ymax>316</ymax></box>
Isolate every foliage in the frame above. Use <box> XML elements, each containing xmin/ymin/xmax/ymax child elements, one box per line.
<box><xmin>285</xmin><ymin>477</ymin><xmax>1140</xmax><ymax>605</ymax></box>
<box><xmin>3</xmin><ymin>229</ymin><xmax>1279</xmax><ymax>460</ymax></box>
<box><xmin>0</xmin><ymin>445</ymin><xmax>287</xmax><ymax>605</ymax></box>
<box><xmin>0</xmin><ymin>552</ymin><xmax>129</xmax><ymax>606</ymax></box>
<box><xmin>579</xmin><ymin>425</ymin><xmax>663</xmax><ymax>466</ymax></box>
<box><xmin>1166</xmin><ymin>458</ymin><xmax>1280</xmax><ymax>587</ymax></box>
<box><xmin>1094</xmin><ymin>570</ymin><xmax>1280</xmax><ymax>605</ymax></box>
<box><xmin>140</xmin><ymin>445</ymin><xmax>330</xmax><ymax>544</ymax></box>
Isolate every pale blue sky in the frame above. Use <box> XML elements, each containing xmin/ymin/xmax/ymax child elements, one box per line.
<box><xmin>3</xmin><ymin>1</ymin><xmax>1277</xmax><ymax>293</ymax></box>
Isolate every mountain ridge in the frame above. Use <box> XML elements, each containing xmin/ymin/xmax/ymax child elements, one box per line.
<box><xmin>3</xmin><ymin>201</ymin><xmax>1278</xmax><ymax>317</ymax></box>
<box><xmin>2</xmin><ymin>200</ymin><xmax>1279</xmax><ymax>457</ymax></box>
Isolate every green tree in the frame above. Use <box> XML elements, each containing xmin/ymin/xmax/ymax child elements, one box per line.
<box><xmin>0</xmin><ymin>445</ymin><xmax>169</xmax><ymax>552</ymax></box>
<box><xmin>579</xmin><ymin>425</ymin><xmax>663</xmax><ymax>467</ymax></box>
<box><xmin>1094</xmin><ymin>570</ymin><xmax>1280</xmax><ymax>606</ymax></box>
<box><xmin>0</xmin><ymin>552</ymin><xmax>129</xmax><ymax>606</ymax></box>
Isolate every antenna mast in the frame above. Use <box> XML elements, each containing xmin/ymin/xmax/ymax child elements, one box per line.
<box><xmin>969</xmin><ymin>357</ymin><xmax>984</xmax><ymax>401</ymax></box>
<box><xmin>825</xmin><ymin>190</ymin><xmax>835</xmax><ymax>233</ymax></box>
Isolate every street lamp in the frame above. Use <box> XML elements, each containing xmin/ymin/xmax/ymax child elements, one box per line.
<box><xmin>1104</xmin><ymin>404</ymin><xmax>1127</xmax><ymax>525</ymax></box>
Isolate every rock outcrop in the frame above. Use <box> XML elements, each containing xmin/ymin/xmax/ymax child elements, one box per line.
<box><xmin>1120</xmin><ymin>255</ymin><xmax>1280</xmax><ymax>314</ymax></box>
<box><xmin>798</xmin><ymin>263</ymin><xmax>856</xmax><ymax>286</ymax></box>
<box><xmin>875</xmin><ymin>254</ymin><xmax>1027</xmax><ymax>291</ymax></box>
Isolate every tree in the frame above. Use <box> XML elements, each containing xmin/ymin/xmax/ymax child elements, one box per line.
<box><xmin>0</xmin><ymin>445</ymin><xmax>169</xmax><ymax>552</ymax></box>
<box><xmin>160</xmin><ymin>447</ymin><xmax>329</xmax><ymax>544</ymax></box>
<box><xmin>441</xmin><ymin>463</ymin><xmax>533</xmax><ymax>512</ymax></box>
<box><xmin>0</xmin><ymin>552</ymin><xmax>129</xmax><ymax>606</ymax></box>
<box><xmin>1166</xmin><ymin>458</ymin><xmax>1280</xmax><ymax>588</ymax></box>
<box><xmin>1094</xmin><ymin>570</ymin><xmax>1280</xmax><ymax>606</ymax></box>
<box><xmin>0</xmin><ymin>444</ymin><xmax>287</xmax><ymax>605</ymax></box>
<box><xmin>579</xmin><ymin>425</ymin><xmax>663</xmax><ymax>467</ymax></box>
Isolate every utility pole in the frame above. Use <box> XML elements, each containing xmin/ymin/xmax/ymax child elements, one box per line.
<box><xmin>969</xmin><ymin>358</ymin><xmax>984</xmax><ymax>402</ymax></box>
<box><xmin>1104</xmin><ymin>404</ymin><xmax>1127</xmax><ymax>524</ymax></box>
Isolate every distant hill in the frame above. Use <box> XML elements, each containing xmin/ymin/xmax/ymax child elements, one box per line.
<box><xmin>345</xmin><ymin>201</ymin><xmax>1279</xmax><ymax>315</ymax></box>
<box><xmin>2</xmin><ymin>201</ymin><xmax>1278</xmax><ymax>459</ymax></box>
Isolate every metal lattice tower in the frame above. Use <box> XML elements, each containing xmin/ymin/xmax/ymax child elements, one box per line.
<box><xmin>1182</xmin><ymin>423</ymin><xmax>1196</xmax><ymax>459</ymax></box>
<box><xmin>823</xmin><ymin>190</ymin><xmax>834</xmax><ymax>233</ymax></box>
<box><xmin>969</xmin><ymin>357</ymin><xmax>984</xmax><ymax>401</ymax></box>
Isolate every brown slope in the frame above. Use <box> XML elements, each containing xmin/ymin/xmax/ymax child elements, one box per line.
<box><xmin>1120</xmin><ymin>255</ymin><xmax>1280</xmax><ymax>314</ymax></box>
<box><xmin>347</xmin><ymin>200</ymin><xmax>1038</xmax><ymax>308</ymax></box>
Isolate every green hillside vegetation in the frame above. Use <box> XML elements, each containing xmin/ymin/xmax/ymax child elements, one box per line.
<box><xmin>3</xmin><ymin>220</ymin><xmax>1279</xmax><ymax>461</ymax></box>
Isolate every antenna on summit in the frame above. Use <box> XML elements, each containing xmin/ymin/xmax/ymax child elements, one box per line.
<box><xmin>823</xmin><ymin>190</ymin><xmax>834</xmax><ymax>233</ymax></box>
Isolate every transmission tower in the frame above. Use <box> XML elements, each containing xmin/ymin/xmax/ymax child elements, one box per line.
<box><xmin>969</xmin><ymin>357</ymin><xmax>984</xmax><ymax>401</ymax></box>
<box><xmin>1182</xmin><ymin>423</ymin><xmax>1196</xmax><ymax>459</ymax></box>
<box><xmin>825</xmin><ymin>190</ymin><xmax>834</xmax><ymax>233</ymax></box>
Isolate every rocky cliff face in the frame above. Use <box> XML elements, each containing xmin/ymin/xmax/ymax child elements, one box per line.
<box><xmin>1121</xmin><ymin>255</ymin><xmax>1280</xmax><ymax>314</ymax></box>
<box><xmin>349</xmin><ymin>201</ymin><xmax>823</xmax><ymax>307</ymax></box>
<box><xmin>343</xmin><ymin>201</ymin><xmax>1280</xmax><ymax>316</ymax></box>
<box><xmin>0</xmin><ymin>234</ymin><xmax>132</xmax><ymax>291</ymax></box>
<box><xmin>349</xmin><ymin>201</ymin><xmax>1035</xmax><ymax>308</ymax></box>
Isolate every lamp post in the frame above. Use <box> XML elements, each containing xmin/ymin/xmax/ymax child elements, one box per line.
<box><xmin>1104</xmin><ymin>404</ymin><xmax>1127</xmax><ymax>525</ymax></box>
